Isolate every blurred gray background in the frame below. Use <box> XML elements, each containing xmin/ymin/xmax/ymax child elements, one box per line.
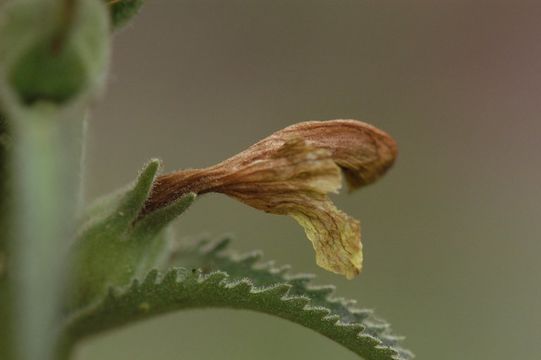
<box><xmin>77</xmin><ymin>1</ymin><xmax>541</xmax><ymax>359</ymax></box>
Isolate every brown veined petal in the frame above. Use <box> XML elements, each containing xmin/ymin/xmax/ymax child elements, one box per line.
<box><xmin>215</xmin><ymin>138</ymin><xmax>362</xmax><ymax>278</ymax></box>
<box><xmin>274</xmin><ymin>119</ymin><xmax>398</xmax><ymax>190</ymax></box>
<box><xmin>143</xmin><ymin>119</ymin><xmax>397</xmax><ymax>278</ymax></box>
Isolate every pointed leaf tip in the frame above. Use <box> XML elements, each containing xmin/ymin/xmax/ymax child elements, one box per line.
<box><xmin>134</xmin><ymin>192</ymin><xmax>196</xmax><ymax>238</ymax></box>
<box><xmin>109</xmin><ymin>159</ymin><xmax>161</xmax><ymax>231</ymax></box>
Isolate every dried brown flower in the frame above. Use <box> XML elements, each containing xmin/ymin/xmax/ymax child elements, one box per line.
<box><xmin>142</xmin><ymin>119</ymin><xmax>397</xmax><ymax>279</ymax></box>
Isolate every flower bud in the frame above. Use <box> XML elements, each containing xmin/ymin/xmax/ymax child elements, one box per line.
<box><xmin>0</xmin><ymin>0</ymin><xmax>110</xmax><ymax>109</ymax></box>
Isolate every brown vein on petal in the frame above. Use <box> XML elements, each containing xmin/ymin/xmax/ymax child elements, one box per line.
<box><xmin>276</xmin><ymin>119</ymin><xmax>397</xmax><ymax>190</ymax></box>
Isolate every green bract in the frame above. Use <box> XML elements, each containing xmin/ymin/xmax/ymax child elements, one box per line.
<box><xmin>68</xmin><ymin>160</ymin><xmax>196</xmax><ymax>309</ymax></box>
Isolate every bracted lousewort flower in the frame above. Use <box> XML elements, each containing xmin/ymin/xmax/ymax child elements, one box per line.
<box><xmin>142</xmin><ymin>119</ymin><xmax>397</xmax><ymax>279</ymax></box>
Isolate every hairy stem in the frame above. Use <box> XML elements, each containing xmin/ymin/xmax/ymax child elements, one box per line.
<box><xmin>0</xmin><ymin>110</ymin><xmax>14</xmax><ymax>360</ymax></box>
<box><xmin>10</xmin><ymin>105</ymin><xmax>84</xmax><ymax>360</ymax></box>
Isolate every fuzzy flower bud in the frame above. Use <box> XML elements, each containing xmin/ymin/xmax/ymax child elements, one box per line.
<box><xmin>143</xmin><ymin>120</ymin><xmax>397</xmax><ymax>279</ymax></box>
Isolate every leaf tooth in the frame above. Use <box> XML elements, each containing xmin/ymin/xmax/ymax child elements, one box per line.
<box><xmin>372</xmin><ymin>344</ymin><xmax>401</xmax><ymax>359</ymax></box>
<box><xmin>357</xmin><ymin>333</ymin><xmax>384</xmax><ymax>347</ymax></box>
<box><xmin>193</xmin><ymin>238</ymin><xmax>212</xmax><ymax>251</ymax></box>
<box><xmin>372</xmin><ymin>349</ymin><xmax>401</xmax><ymax>360</ymax></box>
<box><xmin>306</xmin><ymin>284</ymin><xmax>335</xmax><ymax>300</ymax></box>
<box><xmin>322</xmin><ymin>314</ymin><xmax>341</xmax><ymax>323</ymax></box>
<box><xmin>269</xmin><ymin>264</ymin><xmax>291</xmax><ymax>276</ymax></box>
<box><xmin>285</xmin><ymin>272</ymin><xmax>315</xmax><ymax>280</ymax></box>
<box><xmin>331</xmin><ymin>296</ymin><xmax>357</xmax><ymax>307</ymax></box>
<box><xmin>303</xmin><ymin>305</ymin><xmax>333</xmax><ymax>319</ymax></box>
<box><xmin>129</xmin><ymin>279</ymin><xmax>141</xmax><ymax>291</ymax></box>
<box><xmin>112</xmin><ymin>281</ymin><xmax>139</xmax><ymax>302</ymax></box>
<box><xmin>142</xmin><ymin>269</ymin><xmax>159</xmax><ymax>287</ymax></box>
<box><xmin>253</xmin><ymin>259</ymin><xmax>275</xmax><ymax>271</ymax></box>
<box><xmin>160</xmin><ymin>269</ymin><xmax>180</xmax><ymax>287</ymax></box>
<box><xmin>332</xmin><ymin>320</ymin><xmax>365</xmax><ymax>335</ymax></box>
<box><xmin>224</xmin><ymin>279</ymin><xmax>254</xmax><ymax>295</ymax></box>
<box><xmin>282</xmin><ymin>295</ymin><xmax>311</xmax><ymax>309</ymax></box>
<box><xmin>394</xmin><ymin>347</ymin><xmax>415</xmax><ymax>360</ymax></box>
<box><xmin>233</xmin><ymin>251</ymin><xmax>263</xmax><ymax>267</ymax></box>
<box><xmin>104</xmin><ymin>286</ymin><xmax>120</xmax><ymax>304</ymax></box>
<box><xmin>378</xmin><ymin>333</ymin><xmax>404</xmax><ymax>348</ymax></box>
<box><xmin>381</xmin><ymin>334</ymin><xmax>406</xmax><ymax>343</ymax></box>
<box><xmin>199</xmin><ymin>270</ymin><xmax>228</xmax><ymax>285</ymax></box>
<box><xmin>380</xmin><ymin>338</ymin><xmax>410</xmax><ymax>355</ymax></box>
<box><xmin>250</xmin><ymin>258</ymin><xmax>288</xmax><ymax>274</ymax></box>
<box><xmin>349</xmin><ymin>308</ymin><xmax>374</xmax><ymax>322</ymax></box>
<box><xmin>350</xmin><ymin>333</ymin><xmax>396</xmax><ymax>358</ymax></box>
<box><xmin>201</xmin><ymin>237</ymin><xmax>231</xmax><ymax>255</ymax></box>
<box><xmin>254</xmin><ymin>283</ymin><xmax>291</xmax><ymax>298</ymax></box>
<box><xmin>284</xmin><ymin>272</ymin><xmax>315</xmax><ymax>284</ymax></box>
<box><xmin>363</xmin><ymin>316</ymin><xmax>388</xmax><ymax>325</ymax></box>
<box><xmin>363</xmin><ymin>319</ymin><xmax>391</xmax><ymax>336</ymax></box>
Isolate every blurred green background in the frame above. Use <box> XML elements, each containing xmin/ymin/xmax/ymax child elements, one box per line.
<box><xmin>77</xmin><ymin>1</ymin><xmax>541</xmax><ymax>359</ymax></box>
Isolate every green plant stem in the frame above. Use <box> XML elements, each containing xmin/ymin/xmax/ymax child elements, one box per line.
<box><xmin>0</xmin><ymin>0</ymin><xmax>109</xmax><ymax>358</ymax></box>
<box><xmin>10</xmin><ymin>104</ymin><xmax>84</xmax><ymax>360</ymax></box>
<box><xmin>0</xmin><ymin>110</ymin><xmax>14</xmax><ymax>360</ymax></box>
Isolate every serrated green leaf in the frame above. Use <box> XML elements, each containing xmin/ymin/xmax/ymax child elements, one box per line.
<box><xmin>61</xmin><ymin>238</ymin><xmax>413</xmax><ymax>360</ymax></box>
<box><xmin>173</xmin><ymin>238</ymin><xmax>413</xmax><ymax>359</ymax></box>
